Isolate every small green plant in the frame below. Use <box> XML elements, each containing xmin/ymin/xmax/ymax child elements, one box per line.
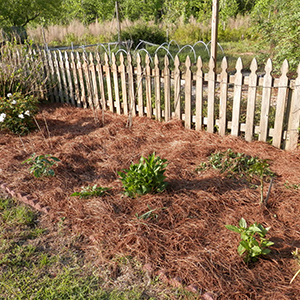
<box><xmin>118</xmin><ymin>152</ymin><xmax>168</xmax><ymax>198</ymax></box>
<box><xmin>0</xmin><ymin>92</ymin><xmax>39</xmax><ymax>135</ymax></box>
<box><xmin>284</xmin><ymin>181</ymin><xmax>300</xmax><ymax>190</ymax></box>
<box><xmin>135</xmin><ymin>205</ymin><xmax>166</xmax><ymax>221</ymax></box>
<box><xmin>71</xmin><ymin>185</ymin><xmax>111</xmax><ymax>198</ymax></box>
<box><xmin>22</xmin><ymin>153</ymin><xmax>60</xmax><ymax>178</ymax></box>
<box><xmin>197</xmin><ymin>149</ymin><xmax>275</xmax><ymax>204</ymax></box>
<box><xmin>225</xmin><ymin>218</ymin><xmax>274</xmax><ymax>263</ymax></box>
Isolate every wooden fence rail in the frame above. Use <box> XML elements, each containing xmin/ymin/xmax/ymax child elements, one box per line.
<box><xmin>29</xmin><ymin>50</ymin><xmax>300</xmax><ymax>150</ymax></box>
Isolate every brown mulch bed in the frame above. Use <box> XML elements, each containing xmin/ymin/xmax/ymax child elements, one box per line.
<box><xmin>1</xmin><ymin>103</ymin><xmax>300</xmax><ymax>299</ymax></box>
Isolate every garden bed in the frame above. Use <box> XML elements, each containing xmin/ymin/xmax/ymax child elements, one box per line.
<box><xmin>1</xmin><ymin>103</ymin><xmax>300</xmax><ymax>299</ymax></box>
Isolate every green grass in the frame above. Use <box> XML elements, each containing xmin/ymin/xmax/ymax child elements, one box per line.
<box><xmin>0</xmin><ymin>196</ymin><xmax>198</xmax><ymax>299</ymax></box>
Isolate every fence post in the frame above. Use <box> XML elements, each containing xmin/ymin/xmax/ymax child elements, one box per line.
<box><xmin>119</xmin><ymin>53</ymin><xmax>128</xmax><ymax>115</ymax></box>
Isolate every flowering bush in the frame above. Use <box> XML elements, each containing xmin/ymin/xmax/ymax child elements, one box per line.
<box><xmin>0</xmin><ymin>93</ymin><xmax>39</xmax><ymax>135</ymax></box>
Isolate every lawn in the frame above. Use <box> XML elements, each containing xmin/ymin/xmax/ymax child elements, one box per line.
<box><xmin>1</xmin><ymin>102</ymin><xmax>300</xmax><ymax>299</ymax></box>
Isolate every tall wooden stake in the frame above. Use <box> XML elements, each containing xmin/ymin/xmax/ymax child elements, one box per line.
<box><xmin>211</xmin><ymin>0</ymin><xmax>219</xmax><ymax>62</ymax></box>
<box><xmin>115</xmin><ymin>1</ymin><xmax>121</xmax><ymax>45</ymax></box>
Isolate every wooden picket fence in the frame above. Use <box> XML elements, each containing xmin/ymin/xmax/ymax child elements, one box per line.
<box><xmin>37</xmin><ymin>50</ymin><xmax>300</xmax><ymax>150</ymax></box>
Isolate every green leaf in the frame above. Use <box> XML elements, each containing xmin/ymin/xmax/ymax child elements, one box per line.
<box><xmin>239</xmin><ymin>218</ymin><xmax>247</xmax><ymax>228</ymax></box>
<box><xmin>225</xmin><ymin>224</ymin><xmax>241</xmax><ymax>233</ymax></box>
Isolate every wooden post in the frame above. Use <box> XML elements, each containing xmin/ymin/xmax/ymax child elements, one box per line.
<box><xmin>211</xmin><ymin>0</ymin><xmax>219</xmax><ymax>62</ymax></box>
<box><xmin>115</xmin><ymin>1</ymin><xmax>121</xmax><ymax>46</ymax></box>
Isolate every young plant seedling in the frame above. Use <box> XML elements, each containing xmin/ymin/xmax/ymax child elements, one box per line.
<box><xmin>225</xmin><ymin>218</ymin><xmax>274</xmax><ymax>263</ymax></box>
<box><xmin>118</xmin><ymin>152</ymin><xmax>168</xmax><ymax>198</ymax></box>
<box><xmin>22</xmin><ymin>153</ymin><xmax>60</xmax><ymax>178</ymax></box>
<box><xmin>135</xmin><ymin>205</ymin><xmax>166</xmax><ymax>220</ymax></box>
<box><xmin>70</xmin><ymin>185</ymin><xmax>111</xmax><ymax>198</ymax></box>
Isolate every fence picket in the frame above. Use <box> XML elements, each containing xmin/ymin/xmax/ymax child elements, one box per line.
<box><xmin>219</xmin><ymin>57</ymin><xmax>228</xmax><ymax>136</ymax></box>
<box><xmin>89</xmin><ymin>53</ymin><xmax>100</xmax><ymax>110</ymax></box>
<box><xmin>184</xmin><ymin>56</ymin><xmax>192</xmax><ymax>129</ymax></box>
<box><xmin>104</xmin><ymin>53</ymin><xmax>114</xmax><ymax>112</ymax></box>
<box><xmin>127</xmin><ymin>54</ymin><xmax>136</xmax><ymax>117</ymax></box>
<box><xmin>285</xmin><ymin>63</ymin><xmax>300</xmax><ymax>150</ymax></box>
<box><xmin>95</xmin><ymin>53</ymin><xmax>106</xmax><ymax>111</ymax></box>
<box><xmin>53</xmin><ymin>51</ymin><xmax>64</xmax><ymax>103</ymax></box>
<box><xmin>119</xmin><ymin>53</ymin><xmax>128</xmax><ymax>115</ymax></box>
<box><xmin>245</xmin><ymin>58</ymin><xmax>258</xmax><ymax>142</ymax></box>
<box><xmin>59</xmin><ymin>51</ymin><xmax>69</xmax><ymax>104</ymax></box>
<box><xmin>174</xmin><ymin>55</ymin><xmax>181</xmax><ymax>119</ymax></box>
<box><xmin>259</xmin><ymin>58</ymin><xmax>273</xmax><ymax>142</ymax></box>
<box><xmin>76</xmin><ymin>52</ymin><xmax>87</xmax><ymax>108</ymax></box>
<box><xmin>231</xmin><ymin>57</ymin><xmax>243</xmax><ymax>136</ymax></box>
<box><xmin>65</xmin><ymin>52</ymin><xmax>75</xmax><ymax>106</ymax></box>
<box><xmin>112</xmin><ymin>53</ymin><xmax>121</xmax><ymax>114</ymax></box>
<box><xmin>273</xmin><ymin>60</ymin><xmax>289</xmax><ymax>148</ymax></box>
<box><xmin>69</xmin><ymin>52</ymin><xmax>80</xmax><ymax>107</ymax></box>
<box><xmin>136</xmin><ymin>53</ymin><xmax>144</xmax><ymax>116</ymax></box>
<box><xmin>207</xmin><ymin>57</ymin><xmax>215</xmax><ymax>133</ymax></box>
<box><xmin>164</xmin><ymin>55</ymin><xmax>171</xmax><ymax>121</ymax></box>
<box><xmin>154</xmin><ymin>54</ymin><xmax>161</xmax><ymax>121</ymax></box>
<box><xmin>145</xmin><ymin>54</ymin><xmax>152</xmax><ymax>118</ymax></box>
<box><xmin>195</xmin><ymin>57</ymin><xmax>203</xmax><ymax>131</ymax></box>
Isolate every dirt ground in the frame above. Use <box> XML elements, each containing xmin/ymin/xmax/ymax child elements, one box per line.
<box><xmin>1</xmin><ymin>103</ymin><xmax>300</xmax><ymax>299</ymax></box>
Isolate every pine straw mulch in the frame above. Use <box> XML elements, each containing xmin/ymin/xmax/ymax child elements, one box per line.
<box><xmin>1</xmin><ymin>103</ymin><xmax>300</xmax><ymax>299</ymax></box>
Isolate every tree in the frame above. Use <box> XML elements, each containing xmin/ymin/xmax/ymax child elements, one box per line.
<box><xmin>252</xmin><ymin>0</ymin><xmax>300</xmax><ymax>69</ymax></box>
<box><xmin>0</xmin><ymin>0</ymin><xmax>63</xmax><ymax>28</ymax></box>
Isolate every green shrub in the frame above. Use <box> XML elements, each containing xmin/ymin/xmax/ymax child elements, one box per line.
<box><xmin>0</xmin><ymin>92</ymin><xmax>39</xmax><ymax>135</ymax></box>
<box><xmin>118</xmin><ymin>152</ymin><xmax>168</xmax><ymax>198</ymax></box>
<box><xmin>115</xmin><ymin>23</ymin><xmax>166</xmax><ymax>48</ymax></box>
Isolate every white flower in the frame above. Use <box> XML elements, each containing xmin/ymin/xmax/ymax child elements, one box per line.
<box><xmin>0</xmin><ymin>113</ymin><xmax>6</xmax><ymax>122</ymax></box>
<box><xmin>11</xmin><ymin>100</ymin><xmax>16</xmax><ymax>105</ymax></box>
<box><xmin>7</xmin><ymin>93</ymin><xmax>12</xmax><ymax>98</ymax></box>
<box><xmin>24</xmin><ymin>110</ymin><xmax>30</xmax><ymax>116</ymax></box>
<box><xmin>18</xmin><ymin>114</ymin><xmax>24</xmax><ymax>119</ymax></box>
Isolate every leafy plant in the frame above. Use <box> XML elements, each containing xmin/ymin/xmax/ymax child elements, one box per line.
<box><xmin>71</xmin><ymin>185</ymin><xmax>111</xmax><ymax>198</ymax></box>
<box><xmin>118</xmin><ymin>152</ymin><xmax>168</xmax><ymax>198</ymax></box>
<box><xmin>22</xmin><ymin>153</ymin><xmax>60</xmax><ymax>178</ymax></box>
<box><xmin>0</xmin><ymin>92</ymin><xmax>39</xmax><ymax>135</ymax></box>
<box><xmin>197</xmin><ymin>149</ymin><xmax>275</xmax><ymax>204</ymax></box>
<box><xmin>225</xmin><ymin>218</ymin><xmax>274</xmax><ymax>263</ymax></box>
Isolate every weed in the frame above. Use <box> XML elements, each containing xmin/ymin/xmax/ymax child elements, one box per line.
<box><xmin>197</xmin><ymin>149</ymin><xmax>275</xmax><ymax>204</ymax></box>
<box><xmin>118</xmin><ymin>152</ymin><xmax>168</xmax><ymax>198</ymax></box>
<box><xmin>284</xmin><ymin>181</ymin><xmax>300</xmax><ymax>190</ymax></box>
<box><xmin>22</xmin><ymin>153</ymin><xmax>60</xmax><ymax>178</ymax></box>
<box><xmin>71</xmin><ymin>184</ymin><xmax>111</xmax><ymax>198</ymax></box>
<box><xmin>135</xmin><ymin>205</ymin><xmax>166</xmax><ymax>220</ymax></box>
<box><xmin>225</xmin><ymin>218</ymin><xmax>274</xmax><ymax>263</ymax></box>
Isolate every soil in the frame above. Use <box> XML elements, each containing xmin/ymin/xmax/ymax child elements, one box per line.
<box><xmin>1</xmin><ymin>103</ymin><xmax>300</xmax><ymax>299</ymax></box>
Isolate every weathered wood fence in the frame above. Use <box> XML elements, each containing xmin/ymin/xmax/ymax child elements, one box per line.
<box><xmin>37</xmin><ymin>50</ymin><xmax>300</xmax><ymax>150</ymax></box>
